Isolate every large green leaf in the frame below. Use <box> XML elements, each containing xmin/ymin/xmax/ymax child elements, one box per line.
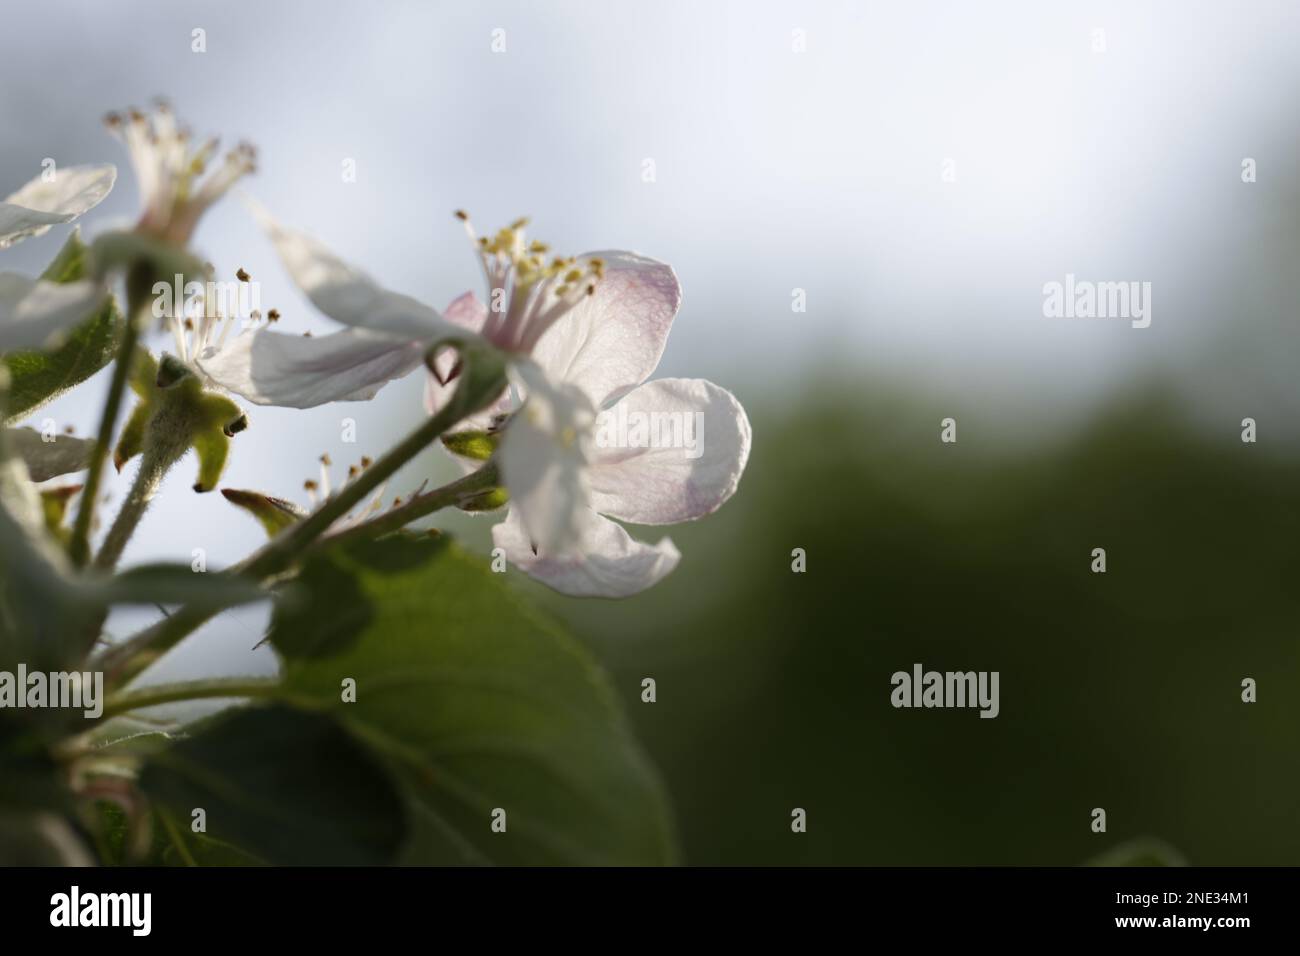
<box><xmin>2</xmin><ymin>230</ymin><xmax>122</xmax><ymax>422</ymax></box>
<box><xmin>270</xmin><ymin>535</ymin><xmax>676</xmax><ymax>865</ymax></box>
<box><xmin>139</xmin><ymin>704</ymin><xmax>406</xmax><ymax>866</ymax></box>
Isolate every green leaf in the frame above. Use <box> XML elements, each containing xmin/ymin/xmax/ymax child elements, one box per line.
<box><xmin>457</xmin><ymin>485</ymin><xmax>509</xmax><ymax>513</ymax></box>
<box><xmin>220</xmin><ymin>488</ymin><xmax>308</xmax><ymax>538</ymax></box>
<box><xmin>1</xmin><ymin>231</ymin><xmax>123</xmax><ymax>422</ymax></box>
<box><xmin>270</xmin><ymin>535</ymin><xmax>676</xmax><ymax>865</ymax></box>
<box><xmin>441</xmin><ymin>429</ymin><xmax>498</xmax><ymax>461</ymax></box>
<box><xmin>139</xmin><ymin>703</ymin><xmax>407</xmax><ymax>866</ymax></box>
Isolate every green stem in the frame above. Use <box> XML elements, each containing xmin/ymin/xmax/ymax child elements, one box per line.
<box><xmin>237</xmin><ymin>392</ymin><xmax>475</xmax><ymax>580</ymax></box>
<box><xmin>99</xmin><ymin>675</ymin><xmax>279</xmax><ymax>721</ymax></box>
<box><xmin>319</xmin><ymin>462</ymin><xmax>498</xmax><ymax>550</ymax></box>
<box><xmin>99</xmin><ymin>605</ymin><xmax>213</xmax><ymax>690</ymax></box>
<box><xmin>92</xmin><ymin>443</ymin><xmax>168</xmax><ymax>572</ymax></box>
<box><xmin>92</xmin><ymin>382</ymin><xmax>201</xmax><ymax>572</ymax></box>
<box><xmin>68</xmin><ymin>264</ymin><xmax>153</xmax><ymax>567</ymax></box>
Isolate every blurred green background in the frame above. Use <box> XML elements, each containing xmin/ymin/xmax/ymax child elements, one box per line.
<box><xmin>487</xmin><ymin>377</ymin><xmax>1300</xmax><ymax>865</ymax></box>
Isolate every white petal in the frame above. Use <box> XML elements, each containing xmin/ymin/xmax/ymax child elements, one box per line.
<box><xmin>529</xmin><ymin>250</ymin><xmax>679</xmax><ymax>407</ymax></box>
<box><xmin>5</xmin><ymin>428</ymin><xmax>95</xmax><ymax>481</ymax></box>
<box><xmin>0</xmin><ymin>164</ymin><xmax>116</xmax><ymax>249</ymax></box>
<box><xmin>196</xmin><ymin>327</ymin><xmax>425</xmax><ymax>408</ymax></box>
<box><xmin>495</xmin><ymin>361</ymin><xmax>595</xmax><ymax>555</ymax></box>
<box><xmin>0</xmin><ymin>274</ymin><xmax>107</xmax><ymax>351</ymax></box>
<box><xmin>588</xmin><ymin>378</ymin><xmax>751</xmax><ymax>525</ymax></box>
<box><xmin>250</xmin><ymin>199</ymin><xmax>454</xmax><ymax>341</ymax></box>
<box><xmin>493</xmin><ymin>506</ymin><xmax>680</xmax><ymax>598</ymax></box>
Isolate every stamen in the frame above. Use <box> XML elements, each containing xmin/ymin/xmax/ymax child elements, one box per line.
<box><xmin>318</xmin><ymin>456</ymin><xmax>332</xmax><ymax>498</ymax></box>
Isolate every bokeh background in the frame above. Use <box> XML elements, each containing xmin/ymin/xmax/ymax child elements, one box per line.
<box><xmin>3</xmin><ymin>0</ymin><xmax>1299</xmax><ymax>863</ymax></box>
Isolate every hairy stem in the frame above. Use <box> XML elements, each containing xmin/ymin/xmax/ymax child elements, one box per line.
<box><xmin>93</xmin><ymin>390</ymin><xmax>201</xmax><ymax>572</ymax></box>
<box><xmin>92</xmin><ymin>445</ymin><xmax>166</xmax><ymax>572</ymax></box>
<box><xmin>238</xmin><ymin>393</ymin><xmax>477</xmax><ymax>580</ymax></box>
<box><xmin>319</xmin><ymin>462</ymin><xmax>498</xmax><ymax>550</ymax></box>
<box><xmin>68</xmin><ymin>264</ymin><xmax>153</xmax><ymax>567</ymax></box>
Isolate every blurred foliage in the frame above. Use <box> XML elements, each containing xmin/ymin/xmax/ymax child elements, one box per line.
<box><xmin>526</xmin><ymin>378</ymin><xmax>1300</xmax><ymax>865</ymax></box>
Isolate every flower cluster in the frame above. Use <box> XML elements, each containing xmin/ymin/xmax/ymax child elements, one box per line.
<box><xmin>1</xmin><ymin>103</ymin><xmax>751</xmax><ymax>598</ymax></box>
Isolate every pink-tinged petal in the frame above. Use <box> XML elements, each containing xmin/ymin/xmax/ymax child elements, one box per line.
<box><xmin>196</xmin><ymin>327</ymin><xmax>424</xmax><ymax>408</ymax></box>
<box><xmin>529</xmin><ymin>250</ymin><xmax>680</xmax><ymax>408</ymax></box>
<box><xmin>588</xmin><ymin>378</ymin><xmax>751</xmax><ymax>525</ymax></box>
<box><xmin>0</xmin><ymin>275</ymin><xmax>107</xmax><ymax>351</ymax></box>
<box><xmin>249</xmin><ymin>200</ymin><xmax>454</xmax><ymax>342</ymax></box>
<box><xmin>493</xmin><ymin>507</ymin><xmax>680</xmax><ymax>598</ymax></box>
<box><xmin>422</xmin><ymin>290</ymin><xmax>495</xmax><ymax>416</ymax></box>
<box><xmin>495</xmin><ymin>361</ymin><xmax>595</xmax><ymax>555</ymax></box>
<box><xmin>0</xmin><ymin>164</ymin><xmax>116</xmax><ymax>249</ymax></box>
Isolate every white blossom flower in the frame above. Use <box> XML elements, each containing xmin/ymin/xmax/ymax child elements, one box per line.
<box><xmin>4</xmin><ymin>100</ymin><xmax>260</xmax><ymax>354</ymax></box>
<box><xmin>433</xmin><ymin>216</ymin><xmax>752</xmax><ymax>598</ymax></box>
<box><xmin>196</xmin><ymin>203</ymin><xmax>464</xmax><ymax>408</ymax></box>
<box><xmin>206</xmin><ymin>207</ymin><xmax>750</xmax><ymax>597</ymax></box>
<box><xmin>0</xmin><ymin>165</ymin><xmax>116</xmax><ymax>351</ymax></box>
<box><xmin>103</xmin><ymin>104</ymin><xmax>255</xmax><ymax>247</ymax></box>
